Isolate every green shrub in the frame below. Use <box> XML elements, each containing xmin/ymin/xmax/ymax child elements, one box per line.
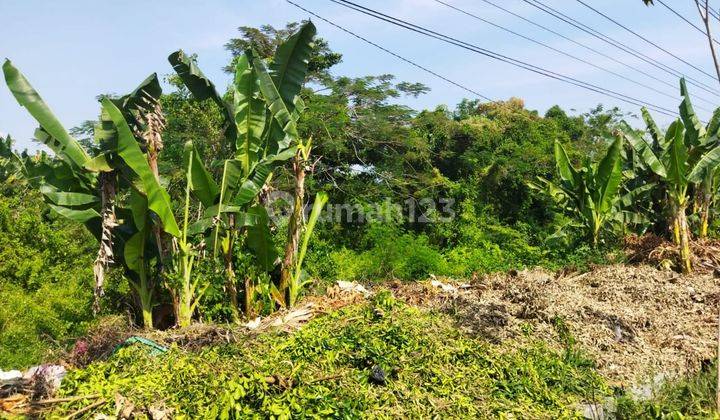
<box><xmin>0</xmin><ymin>192</ymin><xmax>97</xmax><ymax>368</ymax></box>
<box><xmin>55</xmin><ymin>299</ymin><xmax>608</xmax><ymax>418</ymax></box>
<box><xmin>616</xmin><ymin>362</ymin><xmax>717</xmax><ymax>418</ymax></box>
<box><xmin>324</xmin><ymin>224</ymin><xmax>448</xmax><ymax>281</ymax></box>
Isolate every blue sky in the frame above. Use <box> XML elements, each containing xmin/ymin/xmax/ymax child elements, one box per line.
<box><xmin>1</xmin><ymin>0</ymin><xmax>717</xmax><ymax>151</ymax></box>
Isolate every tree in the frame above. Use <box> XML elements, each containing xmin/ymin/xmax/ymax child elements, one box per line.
<box><xmin>224</xmin><ymin>22</ymin><xmax>342</xmax><ymax>82</ymax></box>
<box><xmin>3</xmin><ymin>60</ymin><xmax>181</xmax><ymax>328</ymax></box>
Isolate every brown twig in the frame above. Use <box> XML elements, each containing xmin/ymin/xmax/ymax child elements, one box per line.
<box><xmin>63</xmin><ymin>398</ymin><xmax>106</xmax><ymax>419</ymax></box>
<box><xmin>33</xmin><ymin>394</ymin><xmax>100</xmax><ymax>405</ymax></box>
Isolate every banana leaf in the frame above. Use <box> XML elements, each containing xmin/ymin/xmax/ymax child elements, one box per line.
<box><xmin>553</xmin><ymin>140</ymin><xmax>578</xmax><ymax>188</ymax></box>
<box><xmin>596</xmin><ymin>136</ymin><xmax>623</xmax><ymax>213</ymax></box>
<box><xmin>168</xmin><ymin>50</ymin><xmax>237</xmax><ymax>143</ymax></box>
<box><xmin>102</xmin><ymin>98</ymin><xmax>180</xmax><ymax>237</ymax></box>
<box><xmin>234</xmin><ymin>53</ymin><xmax>266</xmax><ymax>173</ymax></box>
<box><xmin>270</xmin><ymin>21</ymin><xmax>316</xmax><ymax>114</ymax></box>
<box><xmin>246</xmin><ymin>205</ymin><xmax>276</xmax><ymax>272</ymax></box>
<box><xmin>183</xmin><ymin>141</ymin><xmax>219</xmax><ymax>208</ymax></box>
<box><xmin>252</xmin><ymin>54</ymin><xmax>298</xmax><ymax>151</ymax></box>
<box><xmin>621</xmin><ymin>121</ymin><xmax>667</xmax><ymax>178</ymax></box>
<box><xmin>679</xmin><ymin>78</ymin><xmax>706</xmax><ymax>146</ymax></box>
<box><xmin>667</xmin><ymin>119</ymin><xmax>689</xmax><ymax>190</ymax></box>
<box><xmin>688</xmin><ymin>144</ymin><xmax>720</xmax><ymax>183</ymax></box>
<box><xmin>2</xmin><ymin>60</ymin><xmax>90</xmax><ymax>168</ymax></box>
<box><xmin>641</xmin><ymin>107</ymin><xmax>664</xmax><ymax>151</ymax></box>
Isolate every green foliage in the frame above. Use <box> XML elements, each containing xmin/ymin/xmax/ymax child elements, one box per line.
<box><xmin>325</xmin><ymin>224</ymin><xmax>448</xmax><ymax>281</ymax></box>
<box><xmin>54</xmin><ymin>300</ymin><xmax>608</xmax><ymax>418</ymax></box>
<box><xmin>616</xmin><ymin>363</ymin><xmax>717</xmax><ymax>418</ymax></box>
<box><xmin>533</xmin><ymin>135</ymin><xmax>624</xmax><ymax>246</ymax></box>
<box><xmin>0</xmin><ymin>192</ymin><xmax>96</xmax><ymax>368</ymax></box>
<box><xmin>223</xmin><ymin>22</ymin><xmax>342</xmax><ymax>80</ymax></box>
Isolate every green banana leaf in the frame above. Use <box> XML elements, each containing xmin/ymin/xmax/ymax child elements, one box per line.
<box><xmin>621</xmin><ymin>121</ymin><xmax>667</xmax><ymax>178</ymax></box>
<box><xmin>102</xmin><ymin>98</ymin><xmax>180</xmax><ymax>237</ymax></box>
<box><xmin>252</xmin><ymin>54</ymin><xmax>298</xmax><ymax>151</ymax></box>
<box><xmin>667</xmin><ymin>118</ymin><xmax>689</xmax><ymax>190</ymax></box>
<box><xmin>232</xmin><ymin>147</ymin><xmax>297</xmax><ymax>206</ymax></box>
<box><xmin>595</xmin><ymin>136</ymin><xmax>623</xmax><ymax>213</ymax></box>
<box><xmin>246</xmin><ymin>205</ymin><xmax>276</xmax><ymax>272</ymax></box>
<box><xmin>168</xmin><ymin>50</ymin><xmax>237</xmax><ymax>143</ymax></box>
<box><xmin>641</xmin><ymin>107</ymin><xmax>663</xmax><ymax>151</ymax></box>
<box><xmin>40</xmin><ymin>184</ymin><xmax>99</xmax><ymax>206</ymax></box>
<box><xmin>294</xmin><ymin>192</ymin><xmax>328</xmax><ymax>281</ymax></box>
<box><xmin>234</xmin><ymin>53</ymin><xmax>266</xmax><ymax>173</ymax></box>
<box><xmin>270</xmin><ymin>21</ymin><xmax>316</xmax><ymax>113</ymax></box>
<box><xmin>553</xmin><ymin>140</ymin><xmax>578</xmax><ymax>187</ymax></box>
<box><xmin>3</xmin><ymin>59</ymin><xmax>90</xmax><ymax>168</ymax></box>
<box><xmin>679</xmin><ymin>78</ymin><xmax>706</xmax><ymax>146</ymax></box>
<box><xmin>183</xmin><ymin>141</ymin><xmax>219</xmax><ymax>208</ymax></box>
<box><xmin>47</xmin><ymin>204</ymin><xmax>100</xmax><ymax>223</ymax></box>
<box><xmin>706</xmin><ymin>107</ymin><xmax>720</xmax><ymax>141</ymax></box>
<box><xmin>688</xmin><ymin>144</ymin><xmax>720</xmax><ymax>183</ymax></box>
<box><xmin>124</xmin><ymin>230</ymin><xmax>146</xmax><ymax>274</ymax></box>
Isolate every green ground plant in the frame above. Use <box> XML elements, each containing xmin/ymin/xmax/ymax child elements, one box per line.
<box><xmin>54</xmin><ymin>298</ymin><xmax>608</xmax><ymax>418</ymax></box>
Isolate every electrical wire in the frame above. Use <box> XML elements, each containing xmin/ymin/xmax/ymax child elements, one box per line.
<box><xmin>329</xmin><ymin>0</ymin><xmax>678</xmax><ymax>116</ymax></box>
<box><xmin>654</xmin><ymin>0</ymin><xmax>720</xmax><ymax>46</ymax></box>
<box><xmin>575</xmin><ymin>0</ymin><xmax>719</xmax><ymax>82</ymax></box>
<box><xmin>284</xmin><ymin>0</ymin><xmax>493</xmax><ymax>101</ymax></box>
<box><xmin>523</xmin><ymin>0</ymin><xmax>720</xmax><ymax>99</ymax></box>
<box><xmin>432</xmin><ymin>0</ymin><xmax>712</xmax><ymax>112</ymax></box>
<box><xmin>472</xmin><ymin>0</ymin><xmax>718</xmax><ymax>108</ymax></box>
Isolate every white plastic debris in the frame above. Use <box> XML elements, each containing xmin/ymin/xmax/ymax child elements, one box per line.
<box><xmin>245</xmin><ymin>317</ymin><xmax>262</xmax><ymax>330</ymax></box>
<box><xmin>0</xmin><ymin>369</ymin><xmax>22</xmax><ymax>381</ymax></box>
<box><xmin>430</xmin><ymin>279</ymin><xmax>457</xmax><ymax>292</ymax></box>
<box><xmin>23</xmin><ymin>364</ymin><xmax>66</xmax><ymax>393</ymax></box>
<box><xmin>337</xmin><ymin>280</ymin><xmax>370</xmax><ymax>296</ymax></box>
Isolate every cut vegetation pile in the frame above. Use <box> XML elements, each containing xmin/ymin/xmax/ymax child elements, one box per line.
<box><xmin>395</xmin><ymin>264</ymin><xmax>719</xmax><ymax>386</ymax></box>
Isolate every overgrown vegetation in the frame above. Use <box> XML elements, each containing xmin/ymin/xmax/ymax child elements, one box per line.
<box><xmin>53</xmin><ymin>297</ymin><xmax>609</xmax><ymax>418</ymax></box>
<box><xmin>2</xmin><ymin>16</ymin><xmax>720</xmax><ymax>418</ymax></box>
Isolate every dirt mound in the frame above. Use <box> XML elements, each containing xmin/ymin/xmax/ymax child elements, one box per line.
<box><xmin>392</xmin><ymin>265</ymin><xmax>720</xmax><ymax>385</ymax></box>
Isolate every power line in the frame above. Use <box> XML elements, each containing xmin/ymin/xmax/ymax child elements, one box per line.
<box><xmin>283</xmin><ymin>0</ymin><xmax>493</xmax><ymax>101</ymax></box>
<box><xmin>575</xmin><ymin>0</ymin><xmax>719</xmax><ymax>83</ymax></box>
<box><xmin>432</xmin><ymin>0</ymin><xmax>712</xmax><ymax>112</ymax></box>
<box><xmin>329</xmin><ymin>0</ymin><xmax>678</xmax><ymax>116</ymax></box>
<box><xmin>654</xmin><ymin>0</ymin><xmax>720</xmax><ymax>46</ymax></box>
<box><xmin>472</xmin><ymin>0</ymin><xmax>718</xmax><ymax>108</ymax></box>
<box><xmin>522</xmin><ymin>0</ymin><xmax>720</xmax><ymax>99</ymax></box>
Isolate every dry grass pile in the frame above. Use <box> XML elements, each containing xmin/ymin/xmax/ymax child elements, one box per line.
<box><xmin>391</xmin><ymin>265</ymin><xmax>720</xmax><ymax>385</ymax></box>
<box><xmin>625</xmin><ymin>233</ymin><xmax>720</xmax><ymax>274</ymax></box>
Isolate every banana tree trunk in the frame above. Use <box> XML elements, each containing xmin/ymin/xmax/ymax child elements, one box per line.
<box><xmin>280</xmin><ymin>150</ymin><xmax>305</xmax><ymax>307</ymax></box>
<box><xmin>676</xmin><ymin>203</ymin><xmax>693</xmax><ymax>274</ymax></box>
<box><xmin>137</xmin><ymin>261</ymin><xmax>154</xmax><ymax>329</ymax></box>
<box><xmin>243</xmin><ymin>275</ymin><xmax>254</xmax><ymax>318</ymax></box>
<box><xmin>699</xmin><ymin>192</ymin><xmax>712</xmax><ymax>240</ymax></box>
<box><xmin>224</xmin><ymin>214</ymin><xmax>240</xmax><ymax>322</ymax></box>
<box><xmin>93</xmin><ymin>172</ymin><xmax>117</xmax><ymax>315</ymax></box>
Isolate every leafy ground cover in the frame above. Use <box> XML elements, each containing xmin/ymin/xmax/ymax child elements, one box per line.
<box><xmin>52</xmin><ymin>294</ymin><xmax>608</xmax><ymax>418</ymax></box>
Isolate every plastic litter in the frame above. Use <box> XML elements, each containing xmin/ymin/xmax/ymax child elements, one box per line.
<box><xmin>112</xmin><ymin>336</ymin><xmax>167</xmax><ymax>356</ymax></box>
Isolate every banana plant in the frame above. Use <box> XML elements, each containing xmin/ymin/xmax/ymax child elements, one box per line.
<box><xmin>285</xmin><ymin>192</ymin><xmax>328</xmax><ymax>308</ymax></box>
<box><xmin>622</xmin><ymin>79</ymin><xmax>720</xmax><ymax>272</ymax></box>
<box><xmin>621</xmin><ymin>79</ymin><xmax>720</xmax><ymax>272</ymax></box>
<box><xmin>3</xmin><ymin>59</ymin><xmax>179</xmax><ymax>327</ymax></box>
<box><xmin>168</xmin><ymin>21</ymin><xmax>316</xmax><ymax>318</ymax></box>
<box><xmin>532</xmin><ymin>135</ymin><xmax>624</xmax><ymax>246</ymax></box>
